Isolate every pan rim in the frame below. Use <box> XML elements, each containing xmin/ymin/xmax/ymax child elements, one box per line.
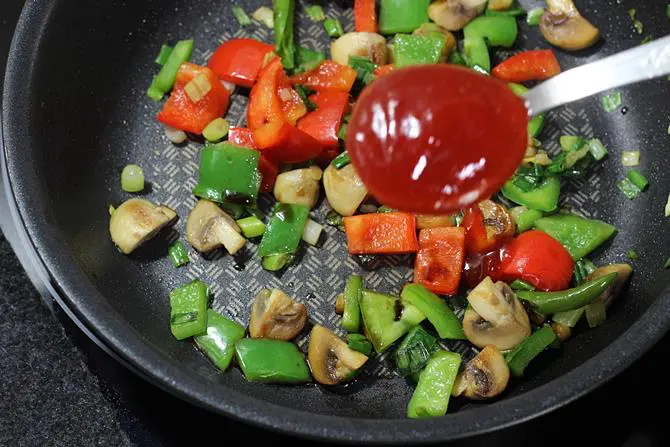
<box><xmin>3</xmin><ymin>1</ymin><xmax>670</xmax><ymax>443</ymax></box>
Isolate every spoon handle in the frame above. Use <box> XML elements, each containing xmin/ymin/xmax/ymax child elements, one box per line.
<box><xmin>525</xmin><ymin>35</ymin><xmax>670</xmax><ymax>116</ymax></box>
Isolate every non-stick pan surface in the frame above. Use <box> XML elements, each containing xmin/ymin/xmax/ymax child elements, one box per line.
<box><xmin>3</xmin><ymin>0</ymin><xmax>670</xmax><ymax>443</ymax></box>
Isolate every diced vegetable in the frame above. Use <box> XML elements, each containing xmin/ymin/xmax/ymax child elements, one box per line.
<box><xmin>452</xmin><ymin>346</ymin><xmax>510</xmax><ymax>399</ymax></box>
<box><xmin>273</xmin><ymin>0</ymin><xmax>296</xmax><ymax>69</ymax></box>
<box><xmin>295</xmin><ymin>46</ymin><xmax>326</xmax><ymax>74</ymax></box>
<box><xmin>504</xmin><ymin>326</ymin><xmax>557</xmax><ymax>377</ymax></box>
<box><xmin>392</xmin><ymin>34</ymin><xmax>445</xmax><ymax>67</ymax></box>
<box><xmin>193</xmin><ymin>142</ymin><xmax>260</xmax><ymax>206</ymax></box>
<box><xmin>249</xmin><ymin>289</ymin><xmax>307</xmax><ymax>340</ymax></box>
<box><xmin>331</xmin><ymin>151</ymin><xmax>351</xmax><ymax>169</ymax></box>
<box><xmin>208</xmin><ymin>39</ymin><xmax>274</xmax><ymax>88</ymax></box>
<box><xmin>236</xmin><ymin>216</ymin><xmax>266</xmax><ymax>238</ymax></box>
<box><xmin>379</xmin><ymin>0</ymin><xmax>430</xmax><ymax>34</ymax></box>
<box><xmin>601</xmin><ymin>91</ymin><xmax>622</xmax><ymax>112</ymax></box>
<box><xmin>194</xmin><ymin>310</ymin><xmax>245</xmax><ymax>371</ymax></box>
<box><xmin>628</xmin><ymin>8</ymin><xmax>643</xmax><ymax>34</ymax></box>
<box><xmin>627</xmin><ymin>170</ymin><xmax>649</xmax><ymax>191</ymax></box>
<box><xmin>147</xmin><ymin>39</ymin><xmax>194</xmax><ymax>101</ymax></box>
<box><xmin>463</xmin><ymin>36</ymin><xmax>490</xmax><ymax>73</ymax></box>
<box><xmin>407</xmin><ymin>351</ymin><xmax>461</xmax><ymax>419</ymax></box>
<box><xmin>232</xmin><ymin>5</ymin><xmax>252</xmax><ymax>26</ymax></box>
<box><xmin>354</xmin><ymin>0</ymin><xmax>378</xmax><ymax>33</ymax></box>
<box><xmin>510</xmin><ymin>279</ymin><xmax>535</xmax><ymax>291</ymax></box>
<box><xmin>533</xmin><ymin>214</ymin><xmax>617</xmax><ymax>260</ymax></box>
<box><xmin>297</xmin><ymin>91</ymin><xmax>349</xmax><ymax>148</ymax></box>
<box><xmin>202</xmin><ymin>118</ymin><xmax>230</xmax><ymax>142</ymax></box>
<box><xmin>342</xmin><ymin>275</ymin><xmax>363</xmax><ymax>333</ymax></box>
<box><xmin>323</xmin><ymin>164</ymin><xmax>368</xmax><ymax>217</ymax></box>
<box><xmin>401</xmin><ymin>284</ymin><xmax>465</xmax><ymax>340</ymax></box>
<box><xmin>393</xmin><ymin>326</ymin><xmax>438</xmax><ymax>376</ymax></box>
<box><xmin>573</xmin><ymin>258</ymin><xmax>597</xmax><ymax>285</ymax></box>
<box><xmin>493</xmin><ymin>50</ymin><xmax>560</xmax><ymax>83</ymax></box>
<box><xmin>343</xmin><ymin>212</ymin><xmax>418</xmax><ymax>254</ymax></box>
<box><xmin>501</xmin><ymin>176</ymin><xmax>561</xmax><ymax>212</ymax></box>
<box><xmin>258</xmin><ymin>203</ymin><xmax>310</xmax><ymax>259</ymax></box>
<box><xmin>155</xmin><ymin>44</ymin><xmax>173</xmax><ymax>66</ymax></box>
<box><xmin>109</xmin><ymin>199</ymin><xmax>178</xmax><ymax>254</ymax></box>
<box><xmin>331</xmin><ymin>32</ymin><xmax>389</xmax><ymax>68</ymax></box>
<box><xmin>618</xmin><ymin>178</ymin><xmax>642</xmax><ymax>200</ymax></box>
<box><xmin>164</xmin><ymin>125</ymin><xmax>188</xmax><ymax>144</ymax></box>
<box><xmin>347</xmin><ymin>334</ymin><xmax>373</xmax><ymax>356</ymax></box>
<box><xmin>308</xmin><ymin>325</ymin><xmax>368</xmax><ymax>385</ymax></box>
<box><xmin>235</xmin><ymin>338</ymin><xmax>311</xmax><ymax>383</ymax></box>
<box><xmin>527</xmin><ymin>7</ymin><xmax>545</xmax><ymax>26</ymax></box>
<box><xmin>252</xmin><ymin>6</ymin><xmax>275</xmax><ymax>28</ymax></box>
<box><xmin>302</xmin><ymin>219</ymin><xmax>324</xmax><ymax>246</ymax></box>
<box><xmin>168</xmin><ymin>240</ymin><xmax>190</xmax><ymax>267</ymax></box>
<box><xmin>324</xmin><ymin>18</ymin><xmax>345</xmax><ymax>37</ymax></box>
<box><xmin>510</xmin><ymin>206</ymin><xmax>543</xmax><ymax>233</ymax></box>
<box><xmin>516</xmin><ymin>273</ymin><xmax>618</xmax><ymax>315</ymax></box>
<box><xmin>169</xmin><ymin>280</ymin><xmax>209</xmax><ymax>340</ymax></box>
<box><xmin>500</xmin><ymin>230</ymin><xmax>575</xmax><ymax>292</ymax></box>
<box><xmin>121</xmin><ymin>164</ymin><xmax>145</xmax><ymax>193</ymax></box>
<box><xmin>539</xmin><ymin>0</ymin><xmax>600</xmax><ymax>51</ymax></box>
<box><xmin>186</xmin><ymin>200</ymin><xmax>246</xmax><ymax>255</ymax></box>
<box><xmin>360</xmin><ymin>290</ymin><xmax>425</xmax><ymax>352</ymax></box>
<box><xmin>306</xmin><ymin>4</ymin><xmax>325</xmax><ymax>22</ymax></box>
<box><xmin>273</xmin><ymin>166</ymin><xmax>322</xmax><ymax>209</ymax></box>
<box><xmin>413</xmin><ymin>227</ymin><xmax>465</xmax><ymax>296</ymax></box>
<box><xmin>587</xmin><ymin>138</ymin><xmax>608</xmax><ymax>161</ymax></box>
<box><xmin>621</xmin><ymin>151</ymin><xmax>640</xmax><ymax>167</ymax></box>
<box><xmin>290</xmin><ymin>60</ymin><xmax>357</xmax><ymax>93</ymax></box>
<box><xmin>464</xmin><ymin>16</ymin><xmax>518</xmax><ymax>48</ymax></box>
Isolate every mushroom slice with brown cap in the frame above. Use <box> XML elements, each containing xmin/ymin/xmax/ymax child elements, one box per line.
<box><xmin>186</xmin><ymin>199</ymin><xmax>246</xmax><ymax>255</ymax></box>
<box><xmin>323</xmin><ymin>164</ymin><xmax>368</xmax><ymax>217</ymax></box>
<box><xmin>452</xmin><ymin>345</ymin><xmax>510</xmax><ymax>400</ymax></box>
<box><xmin>308</xmin><ymin>325</ymin><xmax>369</xmax><ymax>385</ymax></box>
<box><xmin>540</xmin><ymin>0</ymin><xmax>600</xmax><ymax>51</ymax></box>
<box><xmin>428</xmin><ymin>0</ymin><xmax>487</xmax><ymax>32</ymax></box>
<box><xmin>330</xmin><ymin>32</ymin><xmax>388</xmax><ymax>66</ymax></box>
<box><xmin>479</xmin><ymin>200</ymin><xmax>516</xmax><ymax>242</ymax></box>
<box><xmin>109</xmin><ymin>198</ymin><xmax>178</xmax><ymax>254</ymax></box>
<box><xmin>273</xmin><ymin>166</ymin><xmax>323</xmax><ymax>210</ymax></box>
<box><xmin>249</xmin><ymin>289</ymin><xmax>307</xmax><ymax>340</ymax></box>
<box><xmin>463</xmin><ymin>277</ymin><xmax>531</xmax><ymax>350</ymax></box>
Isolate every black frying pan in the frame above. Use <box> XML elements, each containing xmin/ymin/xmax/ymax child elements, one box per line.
<box><xmin>3</xmin><ymin>0</ymin><xmax>670</xmax><ymax>443</ymax></box>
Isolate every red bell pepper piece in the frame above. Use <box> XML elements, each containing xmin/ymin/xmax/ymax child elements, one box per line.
<box><xmin>463</xmin><ymin>205</ymin><xmax>501</xmax><ymax>254</ymax></box>
<box><xmin>252</xmin><ymin>120</ymin><xmax>324</xmax><ymax>163</ymax></box>
<box><xmin>499</xmin><ymin>230</ymin><xmax>574</xmax><ymax>292</ymax></box>
<box><xmin>247</xmin><ymin>57</ymin><xmax>285</xmax><ymax>131</ymax></box>
<box><xmin>414</xmin><ymin>227</ymin><xmax>465</xmax><ymax>295</ymax></box>
<box><xmin>290</xmin><ymin>61</ymin><xmax>357</xmax><ymax>93</ymax></box>
<box><xmin>228</xmin><ymin>127</ymin><xmax>278</xmax><ymax>192</ymax></box>
<box><xmin>462</xmin><ymin>250</ymin><xmax>505</xmax><ymax>289</ymax></box>
<box><xmin>157</xmin><ymin>63</ymin><xmax>230</xmax><ymax>135</ymax></box>
<box><xmin>207</xmin><ymin>38</ymin><xmax>274</xmax><ymax>88</ymax></box>
<box><xmin>374</xmin><ymin>64</ymin><xmax>395</xmax><ymax>78</ymax></box>
<box><xmin>343</xmin><ymin>212</ymin><xmax>419</xmax><ymax>255</ymax></box>
<box><xmin>492</xmin><ymin>49</ymin><xmax>561</xmax><ymax>83</ymax></box>
<box><xmin>297</xmin><ymin>91</ymin><xmax>350</xmax><ymax>148</ymax></box>
<box><xmin>277</xmin><ymin>70</ymin><xmax>308</xmax><ymax>125</ymax></box>
<box><xmin>315</xmin><ymin>147</ymin><xmax>343</xmax><ymax>167</ymax></box>
<box><xmin>354</xmin><ymin>0</ymin><xmax>378</xmax><ymax>33</ymax></box>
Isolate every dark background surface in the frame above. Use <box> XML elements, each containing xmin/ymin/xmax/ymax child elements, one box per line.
<box><xmin>0</xmin><ymin>1</ymin><xmax>667</xmax><ymax>445</ymax></box>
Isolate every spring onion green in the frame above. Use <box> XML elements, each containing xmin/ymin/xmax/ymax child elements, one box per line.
<box><xmin>261</xmin><ymin>253</ymin><xmax>294</xmax><ymax>272</ymax></box>
<box><xmin>147</xmin><ymin>39</ymin><xmax>194</xmax><ymax>101</ymax></box>
<box><xmin>168</xmin><ymin>241</ymin><xmax>190</xmax><ymax>267</ymax></box>
<box><xmin>202</xmin><ymin>118</ymin><xmax>230</xmax><ymax>142</ymax></box>
<box><xmin>587</xmin><ymin>138</ymin><xmax>609</xmax><ymax>161</ymax></box>
<box><xmin>305</xmin><ymin>4</ymin><xmax>325</xmax><ymax>22</ymax></box>
<box><xmin>295</xmin><ymin>46</ymin><xmax>326</xmax><ymax>74</ymax></box>
<box><xmin>627</xmin><ymin>170</ymin><xmax>649</xmax><ymax>191</ymax></box>
<box><xmin>232</xmin><ymin>5</ymin><xmax>252</xmax><ymax>26</ymax></box>
<box><xmin>627</xmin><ymin>250</ymin><xmax>638</xmax><ymax>260</ymax></box>
<box><xmin>393</xmin><ymin>326</ymin><xmax>439</xmax><ymax>376</ymax></box>
<box><xmin>601</xmin><ymin>91</ymin><xmax>622</xmax><ymax>112</ymax></box>
<box><xmin>347</xmin><ymin>334</ymin><xmax>372</xmax><ymax>356</ymax></box>
<box><xmin>252</xmin><ymin>6</ymin><xmax>274</xmax><ymax>28</ymax></box>
<box><xmin>121</xmin><ymin>164</ymin><xmax>145</xmax><ymax>193</ymax></box>
<box><xmin>274</xmin><ymin>0</ymin><xmax>297</xmax><ymax>70</ymax></box>
<box><xmin>323</xmin><ymin>18</ymin><xmax>344</xmax><ymax>37</ymax></box>
<box><xmin>621</xmin><ymin>151</ymin><xmax>640</xmax><ymax>167</ymax></box>
<box><xmin>342</xmin><ymin>275</ymin><xmax>363</xmax><ymax>333</ymax></box>
<box><xmin>349</xmin><ymin>55</ymin><xmax>378</xmax><ymax>86</ymax></box>
<box><xmin>155</xmin><ymin>44</ymin><xmax>173</xmax><ymax>65</ymax></box>
<box><xmin>331</xmin><ymin>151</ymin><xmax>351</xmax><ymax>169</ymax></box>
<box><xmin>628</xmin><ymin>9</ymin><xmax>643</xmax><ymax>34</ymax></box>
<box><xmin>236</xmin><ymin>216</ymin><xmax>266</xmax><ymax>238</ymax></box>
<box><xmin>618</xmin><ymin>178</ymin><xmax>642</xmax><ymax>199</ymax></box>
<box><xmin>527</xmin><ymin>7</ymin><xmax>544</xmax><ymax>26</ymax></box>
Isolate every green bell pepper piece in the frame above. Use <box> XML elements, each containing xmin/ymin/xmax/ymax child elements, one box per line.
<box><xmin>360</xmin><ymin>290</ymin><xmax>425</xmax><ymax>353</ymax></box>
<box><xmin>392</xmin><ymin>34</ymin><xmax>445</xmax><ymax>68</ymax></box>
<box><xmin>407</xmin><ymin>351</ymin><xmax>461</xmax><ymax>419</ymax></box>
<box><xmin>379</xmin><ymin>0</ymin><xmax>430</xmax><ymax>34</ymax></box>
<box><xmin>342</xmin><ymin>275</ymin><xmax>363</xmax><ymax>333</ymax></box>
<box><xmin>510</xmin><ymin>206</ymin><xmax>543</xmax><ymax>233</ymax></box>
<box><xmin>504</xmin><ymin>326</ymin><xmax>557</xmax><ymax>377</ymax></box>
<box><xmin>501</xmin><ymin>176</ymin><xmax>561</xmax><ymax>212</ymax></box>
<box><xmin>464</xmin><ymin>16</ymin><xmax>518</xmax><ymax>48</ymax></box>
<box><xmin>169</xmin><ymin>280</ymin><xmax>209</xmax><ymax>340</ymax></box>
<box><xmin>258</xmin><ymin>203</ymin><xmax>310</xmax><ymax>258</ymax></box>
<box><xmin>516</xmin><ymin>273</ymin><xmax>618</xmax><ymax>315</ymax></box>
<box><xmin>401</xmin><ymin>284</ymin><xmax>465</xmax><ymax>340</ymax></box>
<box><xmin>236</xmin><ymin>216</ymin><xmax>266</xmax><ymax>238</ymax></box>
<box><xmin>235</xmin><ymin>338</ymin><xmax>310</xmax><ymax>383</ymax></box>
<box><xmin>347</xmin><ymin>334</ymin><xmax>373</xmax><ymax>356</ymax></box>
<box><xmin>393</xmin><ymin>326</ymin><xmax>439</xmax><ymax>377</ymax></box>
<box><xmin>533</xmin><ymin>214</ymin><xmax>617</xmax><ymax>260</ymax></box>
<box><xmin>508</xmin><ymin>83</ymin><xmax>546</xmax><ymax>138</ymax></box>
<box><xmin>168</xmin><ymin>240</ymin><xmax>190</xmax><ymax>268</ymax></box>
<box><xmin>463</xmin><ymin>37</ymin><xmax>490</xmax><ymax>74</ymax></box>
<box><xmin>193</xmin><ymin>143</ymin><xmax>261</xmax><ymax>206</ymax></box>
<box><xmin>147</xmin><ymin>39</ymin><xmax>194</xmax><ymax>101</ymax></box>
<box><xmin>194</xmin><ymin>310</ymin><xmax>245</xmax><ymax>371</ymax></box>
<box><xmin>273</xmin><ymin>0</ymin><xmax>296</xmax><ymax>70</ymax></box>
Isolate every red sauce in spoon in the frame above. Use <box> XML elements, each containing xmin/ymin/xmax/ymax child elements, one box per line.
<box><xmin>346</xmin><ymin>65</ymin><xmax>528</xmax><ymax>214</ymax></box>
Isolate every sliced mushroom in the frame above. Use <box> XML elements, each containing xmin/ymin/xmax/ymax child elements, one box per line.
<box><xmin>308</xmin><ymin>325</ymin><xmax>369</xmax><ymax>385</ymax></box>
<box><xmin>428</xmin><ymin>0</ymin><xmax>487</xmax><ymax>32</ymax></box>
<box><xmin>452</xmin><ymin>346</ymin><xmax>510</xmax><ymax>400</ymax></box>
<box><xmin>330</xmin><ymin>32</ymin><xmax>388</xmax><ymax>66</ymax></box>
<box><xmin>586</xmin><ymin>264</ymin><xmax>633</xmax><ymax>309</ymax></box>
<box><xmin>186</xmin><ymin>199</ymin><xmax>246</xmax><ymax>255</ymax></box>
<box><xmin>416</xmin><ymin>214</ymin><xmax>455</xmax><ymax>230</ymax></box>
<box><xmin>413</xmin><ymin>23</ymin><xmax>457</xmax><ymax>62</ymax></box>
<box><xmin>463</xmin><ymin>277</ymin><xmax>531</xmax><ymax>350</ymax></box>
<box><xmin>479</xmin><ymin>200</ymin><xmax>516</xmax><ymax>243</ymax></box>
<box><xmin>488</xmin><ymin>0</ymin><xmax>513</xmax><ymax>11</ymax></box>
<box><xmin>540</xmin><ymin>0</ymin><xmax>600</xmax><ymax>51</ymax></box>
<box><xmin>323</xmin><ymin>164</ymin><xmax>368</xmax><ymax>217</ymax></box>
<box><xmin>249</xmin><ymin>289</ymin><xmax>307</xmax><ymax>340</ymax></box>
<box><xmin>273</xmin><ymin>166</ymin><xmax>322</xmax><ymax>210</ymax></box>
<box><xmin>109</xmin><ymin>198</ymin><xmax>178</xmax><ymax>254</ymax></box>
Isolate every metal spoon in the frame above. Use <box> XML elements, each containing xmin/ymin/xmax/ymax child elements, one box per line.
<box><xmin>525</xmin><ymin>34</ymin><xmax>670</xmax><ymax>116</ymax></box>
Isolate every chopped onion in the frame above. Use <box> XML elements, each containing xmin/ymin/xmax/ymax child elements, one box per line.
<box><xmin>665</xmin><ymin>194</ymin><xmax>670</xmax><ymax>217</ymax></box>
<box><xmin>302</xmin><ymin>219</ymin><xmax>324</xmax><ymax>246</ymax></box>
<box><xmin>165</xmin><ymin>125</ymin><xmax>187</xmax><ymax>144</ymax></box>
<box><xmin>184</xmin><ymin>72</ymin><xmax>212</xmax><ymax>103</ymax></box>
<box><xmin>221</xmin><ymin>80</ymin><xmax>236</xmax><ymax>95</ymax></box>
<box><xmin>121</xmin><ymin>164</ymin><xmax>145</xmax><ymax>193</ymax></box>
<box><xmin>621</xmin><ymin>151</ymin><xmax>640</xmax><ymax>167</ymax></box>
<box><xmin>252</xmin><ymin>6</ymin><xmax>274</xmax><ymax>29</ymax></box>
